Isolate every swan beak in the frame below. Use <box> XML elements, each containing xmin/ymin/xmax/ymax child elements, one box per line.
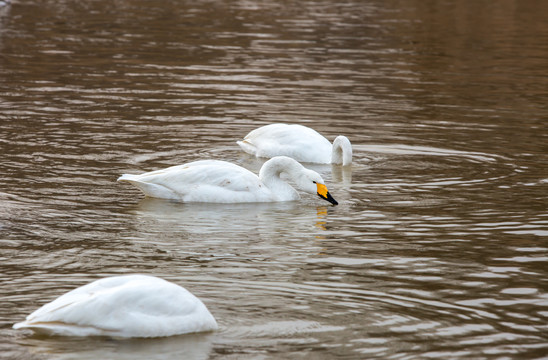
<box><xmin>316</xmin><ymin>183</ymin><xmax>338</xmax><ymax>206</ymax></box>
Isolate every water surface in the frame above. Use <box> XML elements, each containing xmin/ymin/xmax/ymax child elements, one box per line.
<box><xmin>1</xmin><ymin>0</ymin><xmax>547</xmax><ymax>359</ymax></box>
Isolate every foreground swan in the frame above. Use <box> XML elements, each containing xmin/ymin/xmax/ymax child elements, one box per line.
<box><xmin>118</xmin><ymin>156</ymin><xmax>338</xmax><ymax>205</ymax></box>
<box><xmin>13</xmin><ymin>275</ymin><xmax>218</xmax><ymax>338</ymax></box>
<box><xmin>237</xmin><ymin>123</ymin><xmax>352</xmax><ymax>165</ymax></box>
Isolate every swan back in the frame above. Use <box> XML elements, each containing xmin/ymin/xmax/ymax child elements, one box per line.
<box><xmin>13</xmin><ymin>275</ymin><xmax>218</xmax><ymax>338</ymax></box>
<box><xmin>118</xmin><ymin>160</ymin><xmax>274</xmax><ymax>203</ymax></box>
<box><xmin>238</xmin><ymin>124</ymin><xmax>332</xmax><ymax>163</ymax></box>
<box><xmin>331</xmin><ymin>135</ymin><xmax>352</xmax><ymax>166</ymax></box>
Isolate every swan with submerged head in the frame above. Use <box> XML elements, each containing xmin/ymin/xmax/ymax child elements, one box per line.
<box><xmin>13</xmin><ymin>275</ymin><xmax>218</xmax><ymax>338</ymax></box>
<box><xmin>117</xmin><ymin>156</ymin><xmax>338</xmax><ymax>205</ymax></box>
<box><xmin>237</xmin><ymin>123</ymin><xmax>352</xmax><ymax>166</ymax></box>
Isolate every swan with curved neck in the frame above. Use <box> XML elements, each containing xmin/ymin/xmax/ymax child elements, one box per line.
<box><xmin>237</xmin><ymin>123</ymin><xmax>352</xmax><ymax>166</ymax></box>
<box><xmin>118</xmin><ymin>156</ymin><xmax>338</xmax><ymax>205</ymax></box>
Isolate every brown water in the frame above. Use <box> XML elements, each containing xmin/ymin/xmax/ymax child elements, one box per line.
<box><xmin>1</xmin><ymin>0</ymin><xmax>547</xmax><ymax>359</ymax></box>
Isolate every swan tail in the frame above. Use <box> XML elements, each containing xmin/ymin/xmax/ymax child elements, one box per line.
<box><xmin>117</xmin><ymin>174</ymin><xmax>137</xmax><ymax>182</ymax></box>
<box><xmin>118</xmin><ymin>174</ymin><xmax>180</xmax><ymax>200</ymax></box>
<box><xmin>236</xmin><ymin>140</ymin><xmax>258</xmax><ymax>156</ymax></box>
<box><xmin>13</xmin><ymin>321</ymin><xmax>108</xmax><ymax>337</ymax></box>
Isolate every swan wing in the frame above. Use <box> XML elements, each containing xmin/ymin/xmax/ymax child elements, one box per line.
<box><xmin>119</xmin><ymin>160</ymin><xmax>273</xmax><ymax>202</ymax></box>
<box><xmin>238</xmin><ymin>124</ymin><xmax>332</xmax><ymax>163</ymax></box>
<box><xmin>13</xmin><ymin>275</ymin><xmax>217</xmax><ymax>338</ymax></box>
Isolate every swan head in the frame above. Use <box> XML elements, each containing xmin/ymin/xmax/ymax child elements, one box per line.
<box><xmin>260</xmin><ymin>156</ymin><xmax>338</xmax><ymax>205</ymax></box>
<box><xmin>314</xmin><ymin>181</ymin><xmax>338</xmax><ymax>205</ymax></box>
<box><xmin>299</xmin><ymin>169</ymin><xmax>338</xmax><ymax>206</ymax></box>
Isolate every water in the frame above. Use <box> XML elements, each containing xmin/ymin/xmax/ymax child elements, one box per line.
<box><xmin>1</xmin><ymin>0</ymin><xmax>547</xmax><ymax>358</ymax></box>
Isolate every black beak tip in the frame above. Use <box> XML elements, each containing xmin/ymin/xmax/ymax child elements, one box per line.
<box><xmin>319</xmin><ymin>192</ymin><xmax>338</xmax><ymax>206</ymax></box>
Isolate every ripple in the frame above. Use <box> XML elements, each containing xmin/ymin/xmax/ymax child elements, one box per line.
<box><xmin>356</xmin><ymin>144</ymin><xmax>504</xmax><ymax>163</ymax></box>
<box><xmin>227</xmin><ymin>320</ymin><xmax>344</xmax><ymax>338</ymax></box>
<box><xmin>501</xmin><ymin>288</ymin><xmax>539</xmax><ymax>295</ymax></box>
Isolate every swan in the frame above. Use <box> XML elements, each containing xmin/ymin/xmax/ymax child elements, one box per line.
<box><xmin>13</xmin><ymin>275</ymin><xmax>218</xmax><ymax>338</ymax></box>
<box><xmin>118</xmin><ymin>156</ymin><xmax>338</xmax><ymax>205</ymax></box>
<box><xmin>237</xmin><ymin>123</ymin><xmax>352</xmax><ymax>165</ymax></box>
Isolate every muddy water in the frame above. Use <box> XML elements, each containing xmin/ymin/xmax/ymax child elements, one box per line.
<box><xmin>0</xmin><ymin>0</ymin><xmax>547</xmax><ymax>359</ymax></box>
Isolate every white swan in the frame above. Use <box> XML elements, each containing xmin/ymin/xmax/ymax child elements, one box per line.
<box><xmin>118</xmin><ymin>156</ymin><xmax>338</xmax><ymax>205</ymax></box>
<box><xmin>13</xmin><ymin>275</ymin><xmax>218</xmax><ymax>338</ymax></box>
<box><xmin>237</xmin><ymin>123</ymin><xmax>352</xmax><ymax>166</ymax></box>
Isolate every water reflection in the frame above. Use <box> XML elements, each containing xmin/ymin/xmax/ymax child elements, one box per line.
<box><xmin>126</xmin><ymin>198</ymin><xmax>330</xmax><ymax>238</ymax></box>
<box><xmin>16</xmin><ymin>333</ymin><xmax>215</xmax><ymax>360</ymax></box>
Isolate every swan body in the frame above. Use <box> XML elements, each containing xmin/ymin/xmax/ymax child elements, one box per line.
<box><xmin>13</xmin><ymin>275</ymin><xmax>218</xmax><ymax>338</ymax></box>
<box><xmin>237</xmin><ymin>124</ymin><xmax>352</xmax><ymax>165</ymax></box>
<box><xmin>118</xmin><ymin>156</ymin><xmax>337</xmax><ymax>205</ymax></box>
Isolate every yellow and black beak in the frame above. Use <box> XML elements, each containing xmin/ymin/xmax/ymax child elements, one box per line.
<box><xmin>316</xmin><ymin>183</ymin><xmax>338</xmax><ymax>206</ymax></box>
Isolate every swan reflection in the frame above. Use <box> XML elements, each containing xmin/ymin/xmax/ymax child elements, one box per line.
<box><xmin>126</xmin><ymin>198</ymin><xmax>330</xmax><ymax>237</ymax></box>
<box><xmin>17</xmin><ymin>332</ymin><xmax>215</xmax><ymax>360</ymax></box>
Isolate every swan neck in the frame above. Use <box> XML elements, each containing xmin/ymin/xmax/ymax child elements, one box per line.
<box><xmin>331</xmin><ymin>136</ymin><xmax>352</xmax><ymax>165</ymax></box>
<box><xmin>259</xmin><ymin>157</ymin><xmax>302</xmax><ymax>200</ymax></box>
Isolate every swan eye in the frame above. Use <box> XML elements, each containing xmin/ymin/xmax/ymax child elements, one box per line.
<box><xmin>312</xmin><ymin>181</ymin><xmax>317</xmax><ymax>184</ymax></box>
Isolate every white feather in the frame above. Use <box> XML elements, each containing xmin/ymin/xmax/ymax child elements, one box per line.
<box><xmin>13</xmin><ymin>275</ymin><xmax>218</xmax><ymax>338</ymax></box>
